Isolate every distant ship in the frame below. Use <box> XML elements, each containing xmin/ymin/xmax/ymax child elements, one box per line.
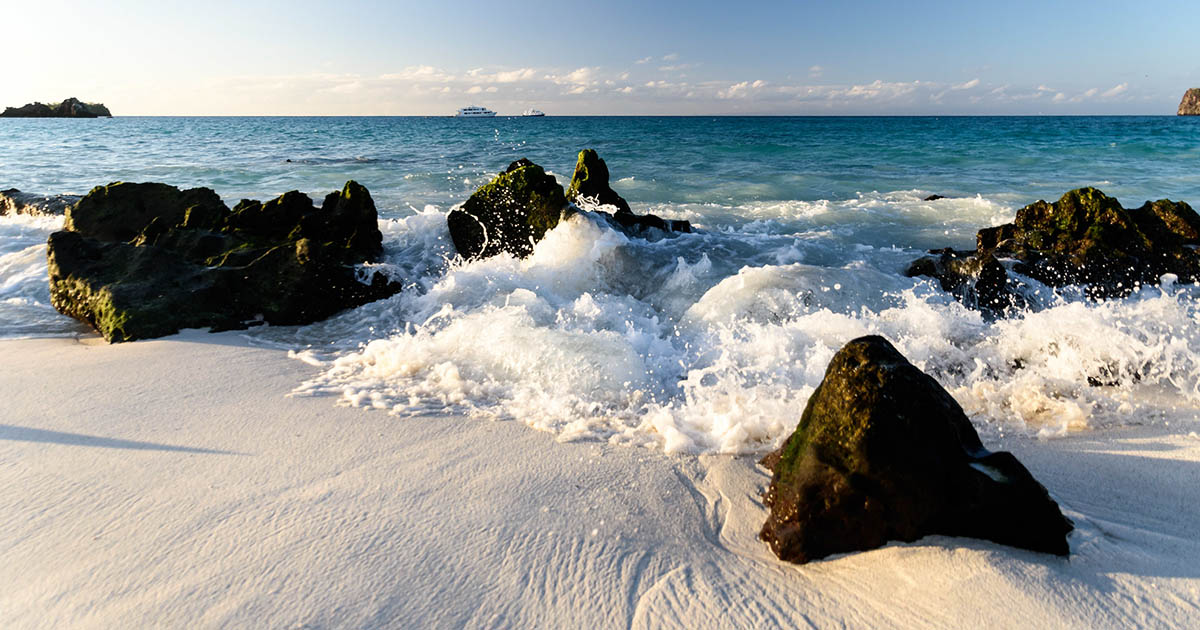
<box><xmin>455</xmin><ymin>106</ymin><xmax>496</xmax><ymax>118</ymax></box>
<box><xmin>520</xmin><ymin>109</ymin><xmax>546</xmax><ymax>117</ymax></box>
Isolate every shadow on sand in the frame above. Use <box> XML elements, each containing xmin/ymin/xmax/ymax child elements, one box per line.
<box><xmin>0</xmin><ymin>424</ymin><xmax>243</xmax><ymax>455</ymax></box>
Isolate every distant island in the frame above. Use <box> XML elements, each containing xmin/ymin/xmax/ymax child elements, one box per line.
<box><xmin>1179</xmin><ymin>88</ymin><xmax>1200</xmax><ymax>115</ymax></box>
<box><xmin>1</xmin><ymin>97</ymin><xmax>111</xmax><ymax>118</ymax></box>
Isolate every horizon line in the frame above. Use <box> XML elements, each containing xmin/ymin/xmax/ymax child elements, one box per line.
<box><xmin>15</xmin><ymin>113</ymin><xmax>1187</xmax><ymax>118</ymax></box>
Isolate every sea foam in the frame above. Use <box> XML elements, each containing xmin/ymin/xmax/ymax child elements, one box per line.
<box><xmin>288</xmin><ymin>200</ymin><xmax>1200</xmax><ymax>454</ymax></box>
<box><xmin>0</xmin><ymin>214</ymin><xmax>87</xmax><ymax>338</ymax></box>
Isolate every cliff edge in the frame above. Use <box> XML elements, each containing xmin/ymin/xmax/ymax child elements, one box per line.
<box><xmin>1178</xmin><ymin>88</ymin><xmax>1200</xmax><ymax>115</ymax></box>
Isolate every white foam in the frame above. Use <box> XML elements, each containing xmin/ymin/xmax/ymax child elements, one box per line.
<box><xmin>290</xmin><ymin>200</ymin><xmax>1200</xmax><ymax>454</ymax></box>
<box><xmin>0</xmin><ymin>214</ymin><xmax>86</xmax><ymax>338</ymax></box>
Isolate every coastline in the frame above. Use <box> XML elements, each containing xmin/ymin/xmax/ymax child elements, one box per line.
<box><xmin>2</xmin><ymin>331</ymin><xmax>1198</xmax><ymax>628</ymax></box>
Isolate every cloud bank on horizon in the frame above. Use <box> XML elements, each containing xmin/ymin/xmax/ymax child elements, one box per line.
<box><xmin>191</xmin><ymin>62</ymin><xmax>1140</xmax><ymax>116</ymax></box>
<box><xmin>2</xmin><ymin>0</ymin><xmax>1195</xmax><ymax>115</ymax></box>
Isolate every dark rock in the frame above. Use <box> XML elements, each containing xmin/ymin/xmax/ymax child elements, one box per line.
<box><xmin>1178</xmin><ymin>88</ymin><xmax>1200</xmax><ymax>116</ymax></box>
<box><xmin>446</xmin><ymin>159</ymin><xmax>572</xmax><ymax>260</ymax></box>
<box><xmin>912</xmin><ymin>187</ymin><xmax>1200</xmax><ymax>305</ymax></box>
<box><xmin>976</xmin><ymin>223</ymin><xmax>1017</xmax><ymax>251</ymax></box>
<box><xmin>47</xmin><ymin>180</ymin><xmax>399</xmax><ymax>342</ymax></box>
<box><xmin>998</xmin><ymin>188</ymin><xmax>1200</xmax><ymax>296</ymax></box>
<box><xmin>601</xmin><ymin>211</ymin><xmax>692</xmax><ymax>235</ymax></box>
<box><xmin>1</xmin><ymin>97</ymin><xmax>111</xmax><ymax>118</ymax></box>
<box><xmin>566</xmin><ymin>149</ymin><xmax>633</xmax><ymax>214</ymax></box>
<box><xmin>759</xmin><ymin>336</ymin><xmax>1073</xmax><ymax>564</ymax></box>
<box><xmin>923</xmin><ymin>194</ymin><xmax>946</xmax><ymax>201</ymax></box>
<box><xmin>0</xmin><ymin>189</ymin><xmax>80</xmax><ymax>216</ymax></box>
<box><xmin>906</xmin><ymin>249</ymin><xmax>1019</xmax><ymax>314</ymax></box>
<box><xmin>446</xmin><ymin>154</ymin><xmax>691</xmax><ymax>261</ymax></box>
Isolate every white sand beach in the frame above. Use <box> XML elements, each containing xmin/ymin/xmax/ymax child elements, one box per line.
<box><xmin>2</xmin><ymin>331</ymin><xmax>1198</xmax><ymax>628</ymax></box>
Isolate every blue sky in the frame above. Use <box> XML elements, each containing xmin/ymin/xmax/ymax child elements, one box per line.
<box><xmin>5</xmin><ymin>0</ymin><xmax>1198</xmax><ymax>115</ymax></box>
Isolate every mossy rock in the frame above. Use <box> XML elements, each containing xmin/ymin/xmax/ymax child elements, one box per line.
<box><xmin>566</xmin><ymin>149</ymin><xmax>632</xmax><ymax>214</ymax></box>
<box><xmin>66</xmin><ymin>182</ymin><xmax>227</xmax><ymax>242</ymax></box>
<box><xmin>47</xmin><ymin>180</ymin><xmax>399</xmax><ymax>342</ymax></box>
<box><xmin>914</xmin><ymin>187</ymin><xmax>1200</xmax><ymax>305</ymax></box>
<box><xmin>447</xmin><ymin>159</ymin><xmax>571</xmax><ymax>260</ymax></box>
<box><xmin>760</xmin><ymin>336</ymin><xmax>1072</xmax><ymax>564</ymax></box>
<box><xmin>1012</xmin><ymin>187</ymin><xmax>1149</xmax><ymax>256</ymax></box>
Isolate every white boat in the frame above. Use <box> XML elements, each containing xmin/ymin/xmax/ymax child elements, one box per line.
<box><xmin>455</xmin><ymin>106</ymin><xmax>496</xmax><ymax>118</ymax></box>
<box><xmin>521</xmin><ymin>109</ymin><xmax>546</xmax><ymax>117</ymax></box>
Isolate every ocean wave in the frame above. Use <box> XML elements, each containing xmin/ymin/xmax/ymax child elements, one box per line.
<box><xmin>284</xmin><ymin>206</ymin><xmax>1200</xmax><ymax>454</ymax></box>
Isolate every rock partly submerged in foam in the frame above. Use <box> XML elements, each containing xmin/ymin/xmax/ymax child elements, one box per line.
<box><xmin>47</xmin><ymin>180</ymin><xmax>401</xmax><ymax>342</ymax></box>
<box><xmin>447</xmin><ymin>150</ymin><xmax>690</xmax><ymax>260</ymax></box>
<box><xmin>0</xmin><ymin>188</ymin><xmax>80</xmax><ymax>216</ymax></box>
<box><xmin>908</xmin><ymin>187</ymin><xmax>1200</xmax><ymax>310</ymax></box>
<box><xmin>759</xmin><ymin>335</ymin><xmax>1073</xmax><ymax>564</ymax></box>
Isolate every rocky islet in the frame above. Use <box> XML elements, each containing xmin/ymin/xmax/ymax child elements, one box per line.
<box><xmin>1178</xmin><ymin>88</ymin><xmax>1200</xmax><ymax>115</ymax></box>
<box><xmin>1</xmin><ymin>97</ymin><xmax>112</xmax><ymax>118</ymax></box>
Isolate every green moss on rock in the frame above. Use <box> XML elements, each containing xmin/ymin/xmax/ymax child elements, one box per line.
<box><xmin>47</xmin><ymin>179</ymin><xmax>399</xmax><ymax>342</ymax></box>
<box><xmin>446</xmin><ymin>159</ymin><xmax>571</xmax><ymax>260</ymax></box>
<box><xmin>760</xmin><ymin>335</ymin><xmax>1072</xmax><ymax>564</ymax></box>
<box><xmin>913</xmin><ymin>187</ymin><xmax>1200</xmax><ymax>304</ymax></box>
<box><xmin>566</xmin><ymin>149</ymin><xmax>632</xmax><ymax>214</ymax></box>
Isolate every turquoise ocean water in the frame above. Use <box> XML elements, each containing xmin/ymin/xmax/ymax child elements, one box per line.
<box><xmin>3</xmin><ymin>116</ymin><xmax>1199</xmax><ymax>451</ymax></box>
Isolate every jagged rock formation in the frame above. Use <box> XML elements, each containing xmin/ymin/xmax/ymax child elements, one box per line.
<box><xmin>1</xmin><ymin>97</ymin><xmax>112</xmax><ymax>118</ymax></box>
<box><xmin>447</xmin><ymin>151</ymin><xmax>690</xmax><ymax>260</ymax></box>
<box><xmin>47</xmin><ymin>180</ymin><xmax>400</xmax><ymax>342</ymax></box>
<box><xmin>908</xmin><ymin>187</ymin><xmax>1200</xmax><ymax>305</ymax></box>
<box><xmin>566</xmin><ymin>149</ymin><xmax>633</xmax><ymax>214</ymax></box>
<box><xmin>1178</xmin><ymin>88</ymin><xmax>1200</xmax><ymax>115</ymax></box>
<box><xmin>566</xmin><ymin>149</ymin><xmax>692</xmax><ymax>236</ymax></box>
<box><xmin>0</xmin><ymin>189</ymin><xmax>80</xmax><ymax>216</ymax></box>
<box><xmin>760</xmin><ymin>335</ymin><xmax>1073</xmax><ymax>564</ymax></box>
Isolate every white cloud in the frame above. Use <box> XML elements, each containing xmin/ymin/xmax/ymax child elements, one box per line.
<box><xmin>492</xmin><ymin>68</ymin><xmax>537</xmax><ymax>83</ymax></box>
<box><xmin>380</xmin><ymin>65</ymin><xmax>455</xmax><ymax>82</ymax></box>
<box><xmin>1101</xmin><ymin>83</ymin><xmax>1128</xmax><ymax>98</ymax></box>
<box><xmin>663</xmin><ymin>53</ymin><xmax>679</xmax><ymax>61</ymax></box>
<box><xmin>634</xmin><ymin>56</ymin><xmax>652</xmax><ymax>65</ymax></box>
<box><xmin>179</xmin><ymin>65</ymin><xmax>1135</xmax><ymax>115</ymax></box>
<box><xmin>808</xmin><ymin>65</ymin><xmax>823</xmax><ymax>78</ymax></box>
<box><xmin>560</xmin><ymin>67</ymin><xmax>596</xmax><ymax>84</ymax></box>
<box><xmin>718</xmin><ymin>79</ymin><xmax>768</xmax><ymax>99</ymax></box>
<box><xmin>841</xmin><ymin>79</ymin><xmax>920</xmax><ymax>100</ymax></box>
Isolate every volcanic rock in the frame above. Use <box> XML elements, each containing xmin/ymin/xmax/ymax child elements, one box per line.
<box><xmin>760</xmin><ymin>335</ymin><xmax>1073</xmax><ymax>564</ymax></box>
<box><xmin>904</xmin><ymin>249</ymin><xmax>1020</xmax><ymax>315</ymax></box>
<box><xmin>0</xmin><ymin>189</ymin><xmax>80</xmax><ymax>216</ymax></box>
<box><xmin>910</xmin><ymin>187</ymin><xmax>1200</xmax><ymax>303</ymax></box>
<box><xmin>447</xmin><ymin>153</ymin><xmax>691</xmax><ymax>260</ymax></box>
<box><xmin>566</xmin><ymin>149</ymin><xmax>633</xmax><ymax>214</ymax></box>
<box><xmin>447</xmin><ymin>159</ymin><xmax>572</xmax><ymax>260</ymax></box>
<box><xmin>47</xmin><ymin>180</ymin><xmax>399</xmax><ymax>342</ymax></box>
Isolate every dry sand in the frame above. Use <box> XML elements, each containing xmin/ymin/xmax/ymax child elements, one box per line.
<box><xmin>2</xmin><ymin>331</ymin><xmax>1198</xmax><ymax>628</ymax></box>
